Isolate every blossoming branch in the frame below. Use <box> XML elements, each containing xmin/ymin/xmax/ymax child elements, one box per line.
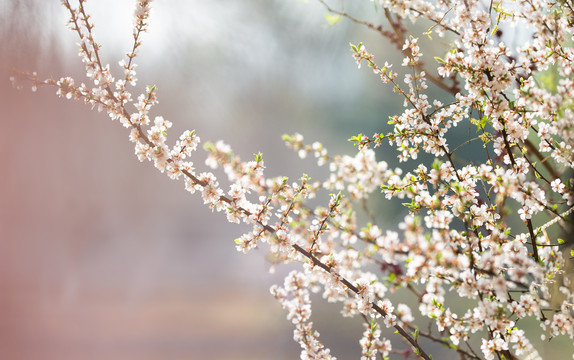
<box><xmin>14</xmin><ymin>0</ymin><xmax>574</xmax><ymax>359</ymax></box>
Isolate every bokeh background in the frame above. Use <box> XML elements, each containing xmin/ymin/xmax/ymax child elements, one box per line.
<box><xmin>1</xmin><ymin>1</ymin><xmax>572</xmax><ymax>359</ymax></box>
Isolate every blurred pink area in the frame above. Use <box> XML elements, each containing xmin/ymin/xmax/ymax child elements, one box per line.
<box><xmin>1</xmin><ymin>288</ymin><xmax>288</xmax><ymax>360</ymax></box>
<box><xmin>0</xmin><ymin>56</ymin><xmax>294</xmax><ymax>360</ymax></box>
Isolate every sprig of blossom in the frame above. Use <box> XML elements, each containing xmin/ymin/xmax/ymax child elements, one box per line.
<box><xmin>16</xmin><ymin>0</ymin><xmax>574</xmax><ymax>359</ymax></box>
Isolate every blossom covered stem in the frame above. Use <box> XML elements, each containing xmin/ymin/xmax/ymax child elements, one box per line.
<box><xmin>15</xmin><ymin>0</ymin><xmax>574</xmax><ymax>359</ymax></box>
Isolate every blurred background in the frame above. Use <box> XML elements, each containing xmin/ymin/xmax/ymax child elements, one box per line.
<box><xmin>1</xmin><ymin>1</ymin><xmax>571</xmax><ymax>359</ymax></box>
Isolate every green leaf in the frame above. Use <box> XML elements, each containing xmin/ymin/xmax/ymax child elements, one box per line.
<box><xmin>479</xmin><ymin>132</ymin><xmax>491</xmax><ymax>144</ymax></box>
<box><xmin>534</xmin><ymin>169</ymin><xmax>541</xmax><ymax>178</ymax></box>
<box><xmin>478</xmin><ymin>115</ymin><xmax>489</xmax><ymax>129</ymax></box>
<box><xmin>490</xmin><ymin>23</ymin><xmax>499</xmax><ymax>37</ymax></box>
<box><xmin>203</xmin><ymin>141</ymin><xmax>216</xmax><ymax>152</ymax></box>
<box><xmin>348</xmin><ymin>133</ymin><xmax>363</xmax><ymax>144</ymax></box>
<box><xmin>324</xmin><ymin>13</ymin><xmax>342</xmax><ymax>26</ymax></box>
<box><xmin>412</xmin><ymin>326</ymin><xmax>419</xmax><ymax>340</ymax></box>
<box><xmin>350</xmin><ymin>42</ymin><xmax>362</xmax><ymax>53</ymax></box>
<box><xmin>432</xmin><ymin>158</ymin><xmax>443</xmax><ymax>170</ymax></box>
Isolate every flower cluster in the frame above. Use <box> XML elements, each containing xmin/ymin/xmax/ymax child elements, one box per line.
<box><xmin>271</xmin><ymin>271</ymin><xmax>335</xmax><ymax>360</ymax></box>
<box><xmin>17</xmin><ymin>0</ymin><xmax>574</xmax><ymax>359</ymax></box>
